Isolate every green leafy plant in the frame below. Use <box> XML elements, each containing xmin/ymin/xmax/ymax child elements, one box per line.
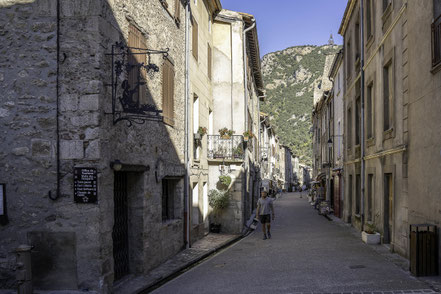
<box><xmin>364</xmin><ymin>223</ymin><xmax>376</xmax><ymax>234</ymax></box>
<box><xmin>243</xmin><ymin>130</ymin><xmax>254</xmax><ymax>138</ymax></box>
<box><xmin>208</xmin><ymin>189</ymin><xmax>230</xmax><ymax>211</ymax></box>
<box><xmin>233</xmin><ymin>145</ymin><xmax>244</xmax><ymax>157</ymax></box>
<box><xmin>197</xmin><ymin>126</ymin><xmax>207</xmax><ymax>136</ymax></box>
<box><xmin>219</xmin><ymin>127</ymin><xmax>235</xmax><ymax>138</ymax></box>
<box><xmin>219</xmin><ymin>175</ymin><xmax>232</xmax><ymax>188</ymax></box>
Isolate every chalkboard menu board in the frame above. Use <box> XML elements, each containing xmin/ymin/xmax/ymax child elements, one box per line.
<box><xmin>74</xmin><ymin>168</ymin><xmax>97</xmax><ymax>203</ymax></box>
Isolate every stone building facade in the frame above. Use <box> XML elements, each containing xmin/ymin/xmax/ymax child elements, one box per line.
<box><xmin>188</xmin><ymin>0</ymin><xmax>222</xmax><ymax>245</ymax></box>
<box><xmin>208</xmin><ymin>10</ymin><xmax>264</xmax><ymax>233</ymax></box>
<box><xmin>0</xmin><ymin>0</ymin><xmax>187</xmax><ymax>291</ymax></box>
<box><xmin>339</xmin><ymin>0</ymin><xmax>441</xmax><ymax>272</ymax></box>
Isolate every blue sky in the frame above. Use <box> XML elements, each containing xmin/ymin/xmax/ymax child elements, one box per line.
<box><xmin>220</xmin><ymin>0</ymin><xmax>348</xmax><ymax>57</ymax></box>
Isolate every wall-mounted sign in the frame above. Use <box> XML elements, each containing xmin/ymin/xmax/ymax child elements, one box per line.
<box><xmin>0</xmin><ymin>183</ymin><xmax>7</xmax><ymax>225</ymax></box>
<box><xmin>74</xmin><ymin>168</ymin><xmax>97</xmax><ymax>203</ymax></box>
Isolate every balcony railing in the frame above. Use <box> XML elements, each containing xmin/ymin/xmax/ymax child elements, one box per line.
<box><xmin>207</xmin><ymin>135</ymin><xmax>244</xmax><ymax>160</ymax></box>
<box><xmin>260</xmin><ymin>147</ymin><xmax>268</xmax><ymax>160</ymax></box>
<box><xmin>432</xmin><ymin>15</ymin><xmax>441</xmax><ymax>68</ymax></box>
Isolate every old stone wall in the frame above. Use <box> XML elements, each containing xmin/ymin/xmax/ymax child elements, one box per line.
<box><xmin>0</xmin><ymin>0</ymin><xmax>58</xmax><ymax>289</ymax></box>
<box><xmin>0</xmin><ymin>0</ymin><xmax>186</xmax><ymax>292</ymax></box>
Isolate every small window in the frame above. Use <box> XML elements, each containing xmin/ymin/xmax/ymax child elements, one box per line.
<box><xmin>432</xmin><ymin>0</ymin><xmax>441</xmax><ymax>68</ymax></box>
<box><xmin>355</xmin><ymin>174</ymin><xmax>361</xmax><ymax>215</ymax></box>
<box><xmin>347</xmin><ymin>107</ymin><xmax>352</xmax><ymax>149</ymax></box>
<box><xmin>207</xmin><ymin>43</ymin><xmax>212</xmax><ymax>79</ymax></box>
<box><xmin>383</xmin><ymin>63</ymin><xmax>392</xmax><ymax>131</ymax></box>
<box><xmin>355</xmin><ymin>97</ymin><xmax>361</xmax><ymax>145</ymax></box>
<box><xmin>346</xmin><ymin>39</ymin><xmax>352</xmax><ymax>80</ymax></box>
<box><xmin>192</xmin><ymin>17</ymin><xmax>198</xmax><ymax>60</ymax></box>
<box><xmin>367</xmin><ymin>174</ymin><xmax>374</xmax><ymax>221</ymax></box>
<box><xmin>162</xmin><ymin>58</ymin><xmax>175</xmax><ymax>126</ymax></box>
<box><xmin>366</xmin><ymin>0</ymin><xmax>372</xmax><ymax>38</ymax></box>
<box><xmin>367</xmin><ymin>83</ymin><xmax>374</xmax><ymax>139</ymax></box>
<box><xmin>162</xmin><ymin>179</ymin><xmax>177</xmax><ymax>221</ymax></box>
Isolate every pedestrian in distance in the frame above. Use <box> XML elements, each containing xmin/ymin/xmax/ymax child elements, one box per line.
<box><xmin>256</xmin><ymin>190</ymin><xmax>275</xmax><ymax>240</ymax></box>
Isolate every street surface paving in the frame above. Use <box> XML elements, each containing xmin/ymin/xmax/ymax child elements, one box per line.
<box><xmin>152</xmin><ymin>192</ymin><xmax>438</xmax><ymax>294</ymax></box>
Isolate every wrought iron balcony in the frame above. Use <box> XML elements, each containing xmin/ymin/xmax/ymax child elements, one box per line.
<box><xmin>207</xmin><ymin>135</ymin><xmax>244</xmax><ymax>160</ymax></box>
<box><xmin>260</xmin><ymin>147</ymin><xmax>268</xmax><ymax>160</ymax></box>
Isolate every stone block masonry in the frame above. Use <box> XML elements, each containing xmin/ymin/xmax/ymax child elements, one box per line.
<box><xmin>0</xmin><ymin>0</ymin><xmax>186</xmax><ymax>292</ymax></box>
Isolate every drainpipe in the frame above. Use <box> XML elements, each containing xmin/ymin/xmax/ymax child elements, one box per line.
<box><xmin>242</xmin><ymin>18</ymin><xmax>255</xmax><ymax>131</ymax></box>
<box><xmin>184</xmin><ymin>0</ymin><xmax>191</xmax><ymax>249</ymax></box>
<box><xmin>360</xmin><ymin>0</ymin><xmax>366</xmax><ymax>232</ymax></box>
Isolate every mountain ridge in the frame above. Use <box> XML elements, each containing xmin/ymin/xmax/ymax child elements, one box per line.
<box><xmin>261</xmin><ymin>44</ymin><xmax>341</xmax><ymax>166</ymax></box>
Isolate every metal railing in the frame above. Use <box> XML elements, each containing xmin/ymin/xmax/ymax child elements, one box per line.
<box><xmin>260</xmin><ymin>147</ymin><xmax>268</xmax><ymax>160</ymax></box>
<box><xmin>207</xmin><ymin>135</ymin><xmax>244</xmax><ymax>160</ymax></box>
<box><xmin>432</xmin><ymin>15</ymin><xmax>441</xmax><ymax>68</ymax></box>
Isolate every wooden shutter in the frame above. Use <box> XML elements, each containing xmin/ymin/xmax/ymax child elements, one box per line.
<box><xmin>192</xmin><ymin>17</ymin><xmax>198</xmax><ymax>60</ymax></box>
<box><xmin>128</xmin><ymin>24</ymin><xmax>147</xmax><ymax>106</ymax></box>
<box><xmin>174</xmin><ymin>0</ymin><xmax>181</xmax><ymax>23</ymax></box>
<box><xmin>207</xmin><ymin>43</ymin><xmax>212</xmax><ymax>79</ymax></box>
<box><xmin>162</xmin><ymin>58</ymin><xmax>175</xmax><ymax>126</ymax></box>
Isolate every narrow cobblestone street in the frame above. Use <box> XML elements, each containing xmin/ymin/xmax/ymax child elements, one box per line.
<box><xmin>152</xmin><ymin>192</ymin><xmax>435</xmax><ymax>294</ymax></box>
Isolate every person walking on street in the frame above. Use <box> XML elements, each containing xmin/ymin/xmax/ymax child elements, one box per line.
<box><xmin>256</xmin><ymin>190</ymin><xmax>275</xmax><ymax>240</ymax></box>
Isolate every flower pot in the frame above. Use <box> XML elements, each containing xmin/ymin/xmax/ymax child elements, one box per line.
<box><xmin>362</xmin><ymin>231</ymin><xmax>381</xmax><ymax>244</ymax></box>
<box><xmin>221</xmin><ymin>135</ymin><xmax>230</xmax><ymax>139</ymax></box>
<box><xmin>243</xmin><ymin>136</ymin><xmax>249</xmax><ymax>141</ymax></box>
<box><xmin>194</xmin><ymin>133</ymin><xmax>201</xmax><ymax>140</ymax></box>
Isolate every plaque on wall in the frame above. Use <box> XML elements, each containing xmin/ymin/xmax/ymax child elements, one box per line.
<box><xmin>74</xmin><ymin>168</ymin><xmax>97</xmax><ymax>203</ymax></box>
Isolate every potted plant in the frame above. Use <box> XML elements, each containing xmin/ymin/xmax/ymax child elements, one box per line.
<box><xmin>233</xmin><ymin>145</ymin><xmax>244</xmax><ymax>158</ymax></box>
<box><xmin>243</xmin><ymin>130</ymin><xmax>253</xmax><ymax>141</ymax></box>
<box><xmin>194</xmin><ymin>127</ymin><xmax>207</xmax><ymax>140</ymax></box>
<box><xmin>208</xmin><ymin>189</ymin><xmax>230</xmax><ymax>233</ymax></box>
<box><xmin>362</xmin><ymin>223</ymin><xmax>381</xmax><ymax>244</ymax></box>
<box><xmin>219</xmin><ymin>127</ymin><xmax>235</xmax><ymax>139</ymax></box>
<box><xmin>218</xmin><ymin>175</ymin><xmax>232</xmax><ymax>190</ymax></box>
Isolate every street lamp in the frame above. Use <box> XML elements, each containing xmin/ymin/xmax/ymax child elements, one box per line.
<box><xmin>327</xmin><ymin>138</ymin><xmax>333</xmax><ymax>149</ymax></box>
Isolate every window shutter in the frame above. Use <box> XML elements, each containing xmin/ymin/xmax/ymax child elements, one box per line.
<box><xmin>192</xmin><ymin>17</ymin><xmax>198</xmax><ymax>60</ymax></box>
<box><xmin>207</xmin><ymin>43</ymin><xmax>212</xmax><ymax>79</ymax></box>
<box><xmin>174</xmin><ymin>0</ymin><xmax>181</xmax><ymax>22</ymax></box>
<box><xmin>162</xmin><ymin>59</ymin><xmax>174</xmax><ymax>126</ymax></box>
<box><xmin>128</xmin><ymin>24</ymin><xmax>148</xmax><ymax>106</ymax></box>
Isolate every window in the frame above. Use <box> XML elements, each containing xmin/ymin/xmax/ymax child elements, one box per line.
<box><xmin>207</xmin><ymin>43</ymin><xmax>212</xmax><ymax>80</ymax></box>
<box><xmin>193</xmin><ymin>95</ymin><xmax>199</xmax><ymax>160</ymax></box>
<box><xmin>432</xmin><ymin>0</ymin><xmax>441</xmax><ymax>68</ymax></box>
<box><xmin>338</xmin><ymin>72</ymin><xmax>341</xmax><ymax>92</ymax></box>
<box><xmin>337</xmin><ymin>121</ymin><xmax>341</xmax><ymax>158</ymax></box>
<box><xmin>346</xmin><ymin>39</ymin><xmax>352</xmax><ymax>79</ymax></box>
<box><xmin>128</xmin><ymin>24</ymin><xmax>147</xmax><ymax>106</ymax></box>
<box><xmin>192</xmin><ymin>183</ymin><xmax>199</xmax><ymax>225</ymax></box>
<box><xmin>367</xmin><ymin>174</ymin><xmax>374</xmax><ymax>221</ymax></box>
<box><xmin>383</xmin><ymin>63</ymin><xmax>392</xmax><ymax>131</ymax></box>
<box><xmin>367</xmin><ymin>83</ymin><xmax>373</xmax><ymax>139</ymax></box>
<box><xmin>192</xmin><ymin>17</ymin><xmax>198</xmax><ymax>60</ymax></box>
<box><xmin>366</xmin><ymin>0</ymin><xmax>373</xmax><ymax>39</ymax></box>
<box><xmin>348</xmin><ymin>175</ymin><xmax>353</xmax><ymax>215</ymax></box>
<box><xmin>347</xmin><ymin>107</ymin><xmax>352</xmax><ymax>149</ymax></box>
<box><xmin>162</xmin><ymin>179</ymin><xmax>176</xmax><ymax>221</ymax></box>
<box><xmin>355</xmin><ymin>21</ymin><xmax>360</xmax><ymax>63</ymax></box>
<box><xmin>355</xmin><ymin>97</ymin><xmax>361</xmax><ymax>145</ymax></box>
<box><xmin>355</xmin><ymin>174</ymin><xmax>361</xmax><ymax>215</ymax></box>
<box><xmin>162</xmin><ymin>57</ymin><xmax>175</xmax><ymax>126</ymax></box>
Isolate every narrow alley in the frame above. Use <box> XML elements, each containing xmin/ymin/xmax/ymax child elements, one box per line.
<box><xmin>152</xmin><ymin>192</ymin><xmax>432</xmax><ymax>294</ymax></box>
